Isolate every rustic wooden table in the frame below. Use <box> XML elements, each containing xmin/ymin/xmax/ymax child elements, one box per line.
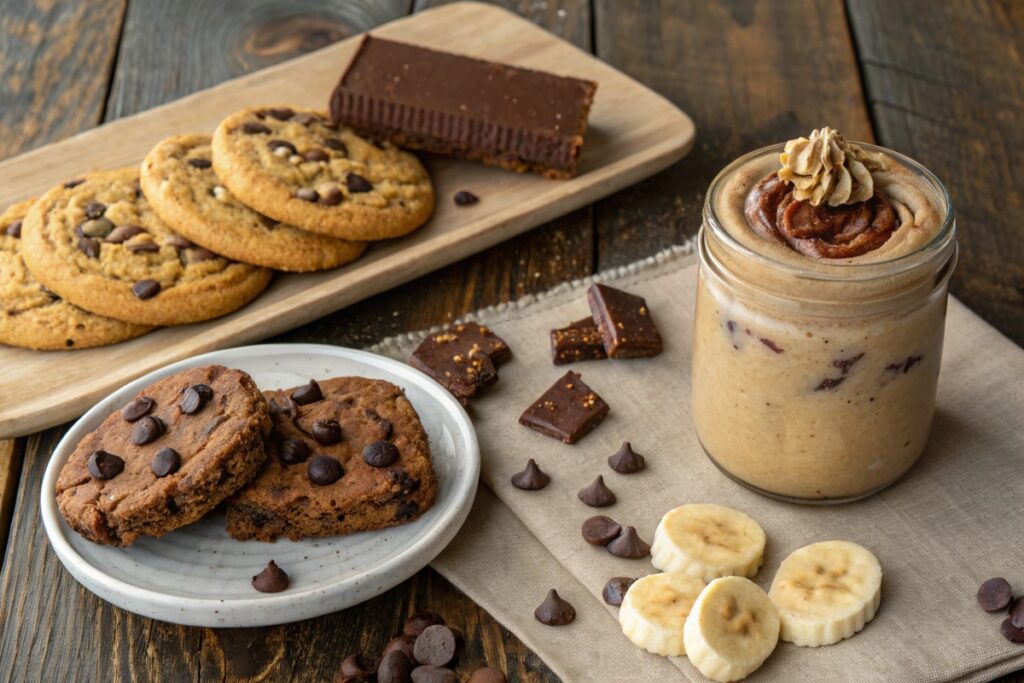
<box><xmin>0</xmin><ymin>1</ymin><xmax>1021</xmax><ymax>681</ymax></box>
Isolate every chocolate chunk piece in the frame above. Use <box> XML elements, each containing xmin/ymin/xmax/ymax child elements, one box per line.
<box><xmin>319</xmin><ymin>187</ymin><xmax>344</xmax><ymax>206</ymax></box>
<box><xmin>331</xmin><ymin>36</ymin><xmax>597</xmax><ymax>179</ymax></box>
<box><xmin>87</xmin><ymin>450</ymin><xmax>124</xmax><ymax>480</ymax></box>
<box><xmin>404</xmin><ymin>611</ymin><xmax>445</xmax><ymax>637</ymax></box>
<box><xmin>346</xmin><ymin>173</ymin><xmax>373</xmax><ymax>193</ymax></box>
<box><xmin>1001</xmin><ymin>618</ymin><xmax>1024</xmax><ymax>644</ymax></box>
<box><xmin>519</xmin><ymin>371</ymin><xmax>609</xmax><ymax>444</ymax></box>
<box><xmin>978</xmin><ymin>577</ymin><xmax>1013</xmax><ymax>612</ymax></box>
<box><xmin>467</xmin><ymin>668</ymin><xmax>507</xmax><ymax>683</ymax></box>
<box><xmin>587</xmin><ymin>283</ymin><xmax>663</xmax><ymax>358</ymax></box>
<box><xmin>339</xmin><ymin>654</ymin><xmax>379</xmax><ymax>677</ymax></box>
<box><xmin>602</xmin><ymin>577</ymin><xmax>636</xmax><ymax>606</ymax></box>
<box><xmin>121</xmin><ymin>396</ymin><xmax>154</xmax><ymax>422</ymax></box>
<box><xmin>132</xmin><ymin>279</ymin><xmax>161</xmax><ymax>300</ymax></box>
<box><xmin>151</xmin><ymin>448</ymin><xmax>181</xmax><ymax>477</ymax></box>
<box><xmin>378</xmin><ymin>651</ymin><xmax>414</xmax><ymax>683</ymax></box>
<box><xmin>510</xmin><ymin>458</ymin><xmax>550</xmax><ymax>490</ymax></box>
<box><xmin>296</xmin><ymin>188</ymin><xmax>319</xmax><ymax>202</ymax></box>
<box><xmin>130</xmin><ymin>415</ymin><xmax>164</xmax><ymax>445</ymax></box>
<box><xmin>242</xmin><ymin>121</ymin><xmax>271</xmax><ymax>135</ymax></box>
<box><xmin>578</xmin><ymin>475</ymin><xmax>616</xmax><ymax>507</ymax></box>
<box><xmin>453</xmin><ymin>190</ymin><xmax>479</xmax><ymax>206</ymax></box>
<box><xmin>179</xmin><ymin>385</ymin><xmax>212</xmax><ymax>414</ymax></box>
<box><xmin>292</xmin><ymin>379</ymin><xmax>323</xmax><ymax>405</ymax></box>
<box><xmin>252</xmin><ymin>560</ymin><xmax>289</xmax><ymax>593</ymax></box>
<box><xmin>607</xmin><ymin>442</ymin><xmax>646</xmax><ymax>474</ymax></box>
<box><xmin>5</xmin><ymin>220</ymin><xmax>21</xmax><ymax>238</ymax></box>
<box><xmin>551</xmin><ymin>316</ymin><xmax>608</xmax><ymax>365</ymax></box>
<box><xmin>581</xmin><ymin>515</ymin><xmax>621</xmax><ymax>545</ymax></box>
<box><xmin>311</xmin><ymin>419</ymin><xmax>343</xmax><ymax>445</ymax></box>
<box><xmin>107</xmin><ymin>225</ymin><xmax>146</xmax><ymax>243</ymax></box>
<box><xmin>411</xmin><ymin>666</ymin><xmax>457</xmax><ymax>683</ymax></box>
<box><xmin>534</xmin><ymin>589</ymin><xmax>576</xmax><ymax>626</ymax></box>
<box><xmin>413</xmin><ymin>625</ymin><xmax>457</xmax><ymax>666</ymax></box>
<box><xmin>1010</xmin><ymin>597</ymin><xmax>1024</xmax><ymax>629</ymax></box>
<box><xmin>279</xmin><ymin>438</ymin><xmax>311</xmax><ymax>465</ymax></box>
<box><xmin>409</xmin><ymin>322</ymin><xmax>509</xmax><ymax>403</ymax></box>
<box><xmin>78</xmin><ymin>236</ymin><xmax>101</xmax><ymax>258</ymax></box>
<box><xmin>187</xmin><ymin>158</ymin><xmax>212</xmax><ymax>169</ymax></box>
<box><xmin>383</xmin><ymin>635</ymin><xmax>417</xmax><ymax>661</ymax></box>
<box><xmin>83</xmin><ymin>201</ymin><xmax>107</xmax><ymax>219</ymax></box>
<box><xmin>266</xmin><ymin>107</ymin><xmax>295</xmax><ymax>121</ymax></box>
<box><xmin>364</xmin><ymin>440</ymin><xmax>400</xmax><ymax>468</ymax></box>
<box><xmin>607</xmin><ymin>526</ymin><xmax>650</xmax><ymax>559</ymax></box>
<box><xmin>308</xmin><ymin>455</ymin><xmax>344</xmax><ymax>485</ymax></box>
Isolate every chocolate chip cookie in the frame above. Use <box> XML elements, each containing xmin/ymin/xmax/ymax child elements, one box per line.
<box><xmin>141</xmin><ymin>134</ymin><xmax>368</xmax><ymax>272</ymax></box>
<box><xmin>19</xmin><ymin>168</ymin><xmax>272</xmax><ymax>326</ymax></box>
<box><xmin>0</xmin><ymin>199</ymin><xmax>152</xmax><ymax>350</ymax></box>
<box><xmin>56</xmin><ymin>365</ymin><xmax>271</xmax><ymax>546</ymax></box>
<box><xmin>226</xmin><ymin>377</ymin><xmax>437</xmax><ymax>541</ymax></box>
<box><xmin>211</xmin><ymin>106</ymin><xmax>434</xmax><ymax>241</ymax></box>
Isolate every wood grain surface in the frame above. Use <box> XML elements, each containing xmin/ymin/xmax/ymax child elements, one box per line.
<box><xmin>1</xmin><ymin>1</ymin><xmax>1022</xmax><ymax>682</ymax></box>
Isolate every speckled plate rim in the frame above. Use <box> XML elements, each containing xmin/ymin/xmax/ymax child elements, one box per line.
<box><xmin>39</xmin><ymin>343</ymin><xmax>480</xmax><ymax>627</ymax></box>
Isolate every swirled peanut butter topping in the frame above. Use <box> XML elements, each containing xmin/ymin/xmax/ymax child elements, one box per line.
<box><xmin>778</xmin><ymin>127</ymin><xmax>886</xmax><ymax>207</ymax></box>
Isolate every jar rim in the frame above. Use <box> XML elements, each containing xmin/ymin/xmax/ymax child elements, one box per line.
<box><xmin>702</xmin><ymin>141</ymin><xmax>956</xmax><ymax>283</ymax></box>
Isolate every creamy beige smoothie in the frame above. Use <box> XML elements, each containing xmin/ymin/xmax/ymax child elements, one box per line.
<box><xmin>692</xmin><ymin>129</ymin><xmax>956</xmax><ymax>501</ymax></box>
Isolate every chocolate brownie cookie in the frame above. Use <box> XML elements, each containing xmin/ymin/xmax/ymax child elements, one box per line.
<box><xmin>211</xmin><ymin>106</ymin><xmax>434</xmax><ymax>241</ymax></box>
<box><xmin>56</xmin><ymin>365</ymin><xmax>271</xmax><ymax>546</ymax></box>
<box><xmin>226</xmin><ymin>377</ymin><xmax>437</xmax><ymax>541</ymax></box>
<box><xmin>0</xmin><ymin>199</ymin><xmax>152</xmax><ymax>350</ymax></box>
<box><xmin>141</xmin><ymin>134</ymin><xmax>368</xmax><ymax>272</ymax></box>
<box><xmin>20</xmin><ymin>168</ymin><xmax>272</xmax><ymax>326</ymax></box>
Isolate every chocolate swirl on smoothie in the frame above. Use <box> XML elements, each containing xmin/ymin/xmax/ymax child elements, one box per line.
<box><xmin>744</xmin><ymin>128</ymin><xmax>898</xmax><ymax>259</ymax></box>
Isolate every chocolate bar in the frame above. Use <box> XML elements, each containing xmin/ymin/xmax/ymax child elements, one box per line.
<box><xmin>519</xmin><ymin>371</ymin><xmax>609</xmax><ymax>444</ymax></box>
<box><xmin>587</xmin><ymin>283</ymin><xmax>663</xmax><ymax>358</ymax></box>
<box><xmin>550</xmin><ymin>317</ymin><xmax>608</xmax><ymax>365</ymax></box>
<box><xmin>330</xmin><ymin>36</ymin><xmax>597</xmax><ymax>179</ymax></box>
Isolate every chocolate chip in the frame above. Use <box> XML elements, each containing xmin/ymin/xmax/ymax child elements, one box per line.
<box><xmin>5</xmin><ymin>220</ymin><xmax>21</xmax><ymax>238</ymax></box>
<box><xmin>179</xmin><ymin>385</ymin><xmax>212</xmax><ymax>414</ymax></box>
<box><xmin>131</xmin><ymin>415</ymin><xmax>165</xmax><ymax>445</ymax></box>
<box><xmin>302</xmin><ymin>148</ymin><xmax>329</xmax><ymax>162</ymax></box>
<box><xmin>252</xmin><ymin>560</ymin><xmax>289</xmax><ymax>593</ymax></box>
<box><xmin>323</xmin><ymin>138</ymin><xmax>348</xmax><ymax>154</ymax></box>
<box><xmin>340</xmin><ymin>653</ymin><xmax>378</xmax><ymax>677</ymax></box>
<box><xmin>978</xmin><ymin>577</ymin><xmax>1013</xmax><ymax>612</ymax></box>
<box><xmin>534</xmin><ymin>589</ymin><xmax>575</xmax><ymax>626</ymax></box>
<box><xmin>1001</xmin><ymin>618</ymin><xmax>1024</xmax><ymax>644</ymax></box>
<box><xmin>602</xmin><ymin>577</ymin><xmax>636</xmax><ymax>607</ymax></box>
<box><xmin>467</xmin><ymin>668</ymin><xmax>507</xmax><ymax>683</ymax></box>
<box><xmin>266</xmin><ymin>107</ymin><xmax>294</xmax><ymax>121</ymax></box>
<box><xmin>607</xmin><ymin>526</ymin><xmax>650</xmax><ymax>559</ymax></box>
<box><xmin>453</xmin><ymin>190</ymin><xmax>479</xmax><ymax>206</ymax></box>
<box><xmin>106</xmin><ymin>225</ymin><xmax>146</xmax><ymax>243</ymax></box>
<box><xmin>121</xmin><ymin>396</ymin><xmax>154</xmax><ymax>422</ymax></box>
<box><xmin>510</xmin><ymin>459</ymin><xmax>550</xmax><ymax>490</ymax></box>
<box><xmin>411</xmin><ymin>665</ymin><xmax>458</xmax><ymax>683</ymax></box>
<box><xmin>63</xmin><ymin>178</ymin><xmax>85</xmax><ymax>189</ymax></box>
<box><xmin>87</xmin><ymin>450</ymin><xmax>124</xmax><ymax>480</ymax></box>
<box><xmin>377</xmin><ymin>651</ymin><xmax>413</xmax><ymax>683</ymax></box>
<box><xmin>364</xmin><ymin>440</ymin><xmax>399</xmax><ymax>467</ymax></box>
<box><xmin>81</xmin><ymin>217</ymin><xmax>114</xmax><ymax>238</ymax></box>
<box><xmin>404</xmin><ymin>611</ymin><xmax>445</xmax><ymax>637</ymax></box>
<box><xmin>83</xmin><ymin>201</ymin><xmax>106</xmax><ymax>219</ymax></box>
<box><xmin>607</xmin><ymin>442</ymin><xmax>646</xmax><ymax>474</ymax></box>
<box><xmin>268</xmin><ymin>139</ymin><xmax>297</xmax><ymax>155</ymax></box>
<box><xmin>292</xmin><ymin>379</ymin><xmax>322</xmax><ymax>405</ymax></box>
<box><xmin>127</xmin><ymin>239</ymin><xmax>160</xmax><ymax>253</ymax></box>
<box><xmin>413</xmin><ymin>624</ymin><xmax>456</xmax><ymax>666</ymax></box>
<box><xmin>132</xmin><ymin>279</ymin><xmax>161</xmax><ymax>299</ymax></box>
<box><xmin>193</xmin><ymin>383</ymin><xmax>214</xmax><ymax>401</ymax></box>
<box><xmin>308</xmin><ymin>455</ymin><xmax>343</xmax><ymax>485</ymax></box>
<box><xmin>581</xmin><ymin>515</ymin><xmax>621</xmax><ymax>546</ymax></box>
<box><xmin>242</xmin><ymin>121</ymin><xmax>271</xmax><ymax>134</ymax></box>
<box><xmin>346</xmin><ymin>173</ymin><xmax>372</xmax><ymax>193</ymax></box>
<box><xmin>578</xmin><ymin>475</ymin><xmax>616</xmax><ymax>507</ymax></box>
<box><xmin>77</xmin><ymin>236</ymin><xmax>101</xmax><ymax>258</ymax></box>
<box><xmin>383</xmin><ymin>635</ymin><xmax>417</xmax><ymax>661</ymax></box>
<box><xmin>292</xmin><ymin>112</ymin><xmax>320</xmax><ymax>125</ymax></box>
<box><xmin>1011</xmin><ymin>597</ymin><xmax>1024</xmax><ymax>629</ymax></box>
<box><xmin>319</xmin><ymin>187</ymin><xmax>343</xmax><ymax>206</ymax></box>
<box><xmin>311</xmin><ymin>419</ymin><xmax>342</xmax><ymax>445</ymax></box>
<box><xmin>187</xmin><ymin>158</ymin><xmax>212</xmax><ymax>169</ymax></box>
<box><xmin>296</xmin><ymin>188</ymin><xmax>319</xmax><ymax>202</ymax></box>
<box><xmin>279</xmin><ymin>438</ymin><xmax>310</xmax><ymax>464</ymax></box>
<box><xmin>151</xmin><ymin>447</ymin><xmax>181</xmax><ymax>477</ymax></box>
<box><xmin>394</xmin><ymin>501</ymin><xmax>419</xmax><ymax>520</ymax></box>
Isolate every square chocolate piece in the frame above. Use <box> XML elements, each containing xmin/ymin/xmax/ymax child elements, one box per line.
<box><xmin>550</xmin><ymin>317</ymin><xmax>608</xmax><ymax>365</ymax></box>
<box><xmin>409</xmin><ymin>322</ymin><xmax>511</xmax><ymax>402</ymax></box>
<box><xmin>519</xmin><ymin>371</ymin><xmax>609</xmax><ymax>444</ymax></box>
<box><xmin>587</xmin><ymin>283</ymin><xmax>663</xmax><ymax>358</ymax></box>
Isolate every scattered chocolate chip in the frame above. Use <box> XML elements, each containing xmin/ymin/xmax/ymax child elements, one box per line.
<box><xmin>252</xmin><ymin>560</ymin><xmax>289</xmax><ymax>593</ymax></box>
<box><xmin>87</xmin><ymin>450</ymin><xmax>124</xmax><ymax>480</ymax></box>
<box><xmin>346</xmin><ymin>173</ymin><xmax>373</xmax><ymax>193</ymax></box>
<box><xmin>78</xmin><ymin>236</ymin><xmax>101</xmax><ymax>258</ymax></box>
<box><xmin>302</xmin><ymin>148</ymin><xmax>329</xmax><ymax>162</ymax></box>
<box><xmin>308</xmin><ymin>455</ymin><xmax>343</xmax><ymax>485</ymax></box>
<box><xmin>404</xmin><ymin>611</ymin><xmax>445</xmax><ymax>637</ymax></box>
<box><xmin>131</xmin><ymin>415</ymin><xmax>165</xmax><ymax>445</ymax></box>
<box><xmin>602</xmin><ymin>577</ymin><xmax>636</xmax><ymax>606</ymax></box>
<box><xmin>268</xmin><ymin>139</ymin><xmax>298</xmax><ymax>154</ymax></box>
<box><xmin>311</xmin><ymin>419</ymin><xmax>343</xmax><ymax>445</ymax></box>
<box><xmin>607</xmin><ymin>526</ymin><xmax>650</xmax><ymax>559</ymax></box>
<box><xmin>413</xmin><ymin>624</ymin><xmax>457</xmax><ymax>666</ymax></box>
<box><xmin>179</xmin><ymin>385</ymin><xmax>211</xmax><ymax>414</ymax></box>
<box><xmin>510</xmin><ymin>458</ymin><xmax>551</xmax><ymax>490</ymax></box>
<box><xmin>242</xmin><ymin>121</ymin><xmax>271</xmax><ymax>134</ymax></box>
<box><xmin>364</xmin><ymin>440</ymin><xmax>400</xmax><ymax>468</ymax></box>
<box><xmin>411</xmin><ymin>665</ymin><xmax>458</xmax><ymax>683</ymax></box>
<box><xmin>1010</xmin><ymin>597</ymin><xmax>1024</xmax><ymax>629</ymax></box>
<box><xmin>378</xmin><ymin>651</ymin><xmax>413</xmax><ymax>683</ymax></box>
<box><xmin>578</xmin><ymin>475</ymin><xmax>616</xmax><ymax>507</ymax></box>
<box><xmin>607</xmin><ymin>442</ymin><xmax>646</xmax><ymax>474</ymax></box>
<box><xmin>5</xmin><ymin>220</ymin><xmax>21</xmax><ymax>238</ymax></box>
<box><xmin>978</xmin><ymin>578</ymin><xmax>1013</xmax><ymax>612</ymax></box>
<box><xmin>581</xmin><ymin>515</ymin><xmax>622</xmax><ymax>546</ymax></box>
<box><xmin>132</xmin><ymin>279</ymin><xmax>161</xmax><ymax>300</ymax></box>
<box><xmin>1001</xmin><ymin>618</ymin><xmax>1024</xmax><ymax>644</ymax></box>
<box><xmin>296</xmin><ymin>188</ymin><xmax>319</xmax><ymax>202</ymax></box>
<box><xmin>127</xmin><ymin>239</ymin><xmax>160</xmax><ymax>253</ymax></box>
<box><xmin>534</xmin><ymin>589</ymin><xmax>575</xmax><ymax>626</ymax></box>
<box><xmin>266</xmin><ymin>107</ymin><xmax>295</xmax><ymax>121</ymax></box>
<box><xmin>187</xmin><ymin>158</ymin><xmax>212</xmax><ymax>169</ymax></box>
<box><xmin>323</xmin><ymin>138</ymin><xmax>348</xmax><ymax>153</ymax></box>
<box><xmin>292</xmin><ymin>379</ymin><xmax>323</xmax><ymax>405</ymax></box>
<box><xmin>83</xmin><ymin>201</ymin><xmax>106</xmax><ymax>219</ymax></box>
<box><xmin>340</xmin><ymin>653</ymin><xmax>379</xmax><ymax>677</ymax></box>
<box><xmin>319</xmin><ymin>187</ymin><xmax>344</xmax><ymax>206</ymax></box>
<box><xmin>121</xmin><ymin>396</ymin><xmax>154</xmax><ymax>422</ymax></box>
<box><xmin>279</xmin><ymin>438</ymin><xmax>311</xmax><ymax>465</ymax></box>
<box><xmin>383</xmin><ymin>635</ymin><xmax>417</xmax><ymax>661</ymax></box>
<box><xmin>64</xmin><ymin>178</ymin><xmax>85</xmax><ymax>189</ymax></box>
<box><xmin>760</xmin><ymin>338</ymin><xmax>784</xmax><ymax>354</ymax></box>
<box><xmin>453</xmin><ymin>190</ymin><xmax>479</xmax><ymax>206</ymax></box>
<box><xmin>106</xmin><ymin>225</ymin><xmax>146</xmax><ymax>243</ymax></box>
<box><xmin>467</xmin><ymin>668</ymin><xmax>507</xmax><ymax>683</ymax></box>
<box><xmin>151</xmin><ymin>447</ymin><xmax>181</xmax><ymax>477</ymax></box>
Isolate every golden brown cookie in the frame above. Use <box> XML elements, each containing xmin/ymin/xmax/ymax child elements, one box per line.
<box><xmin>20</xmin><ymin>168</ymin><xmax>272</xmax><ymax>326</ymax></box>
<box><xmin>0</xmin><ymin>198</ymin><xmax>152</xmax><ymax>349</ymax></box>
<box><xmin>141</xmin><ymin>134</ymin><xmax>368</xmax><ymax>272</ymax></box>
<box><xmin>211</xmin><ymin>106</ymin><xmax>434</xmax><ymax>241</ymax></box>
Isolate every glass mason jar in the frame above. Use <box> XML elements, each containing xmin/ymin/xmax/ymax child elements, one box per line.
<box><xmin>692</xmin><ymin>142</ymin><xmax>957</xmax><ymax>503</ymax></box>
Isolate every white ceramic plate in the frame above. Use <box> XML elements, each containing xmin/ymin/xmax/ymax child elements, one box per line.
<box><xmin>40</xmin><ymin>344</ymin><xmax>479</xmax><ymax>627</ymax></box>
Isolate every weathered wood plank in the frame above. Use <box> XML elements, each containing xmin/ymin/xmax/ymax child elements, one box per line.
<box><xmin>591</xmin><ymin>0</ymin><xmax>874</xmax><ymax>268</ymax></box>
<box><xmin>847</xmin><ymin>0</ymin><xmax>1024</xmax><ymax>348</ymax></box>
<box><xmin>0</xmin><ymin>440</ymin><xmax>21</xmax><ymax>563</ymax></box>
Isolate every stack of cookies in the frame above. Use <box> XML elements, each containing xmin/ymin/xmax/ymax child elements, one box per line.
<box><xmin>0</xmin><ymin>105</ymin><xmax>435</xmax><ymax>351</ymax></box>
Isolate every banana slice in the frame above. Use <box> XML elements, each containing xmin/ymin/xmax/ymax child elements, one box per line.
<box><xmin>619</xmin><ymin>572</ymin><xmax>706</xmax><ymax>656</ymax></box>
<box><xmin>768</xmin><ymin>540</ymin><xmax>882</xmax><ymax>647</ymax></box>
<box><xmin>683</xmin><ymin>576</ymin><xmax>780</xmax><ymax>682</ymax></box>
<box><xmin>651</xmin><ymin>504</ymin><xmax>766</xmax><ymax>581</ymax></box>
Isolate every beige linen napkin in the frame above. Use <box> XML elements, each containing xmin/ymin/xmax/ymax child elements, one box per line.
<box><xmin>376</xmin><ymin>245</ymin><xmax>1024</xmax><ymax>683</ymax></box>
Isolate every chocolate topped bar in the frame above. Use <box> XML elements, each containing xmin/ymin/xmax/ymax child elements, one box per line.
<box><xmin>330</xmin><ymin>36</ymin><xmax>597</xmax><ymax>179</ymax></box>
<box><xmin>519</xmin><ymin>371</ymin><xmax>609</xmax><ymax>444</ymax></box>
<box><xmin>587</xmin><ymin>284</ymin><xmax>663</xmax><ymax>358</ymax></box>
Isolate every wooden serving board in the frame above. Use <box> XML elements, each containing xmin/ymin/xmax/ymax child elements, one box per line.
<box><xmin>0</xmin><ymin>1</ymin><xmax>694</xmax><ymax>438</ymax></box>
